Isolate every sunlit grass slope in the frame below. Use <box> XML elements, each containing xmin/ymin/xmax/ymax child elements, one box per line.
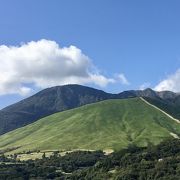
<box><xmin>0</xmin><ymin>98</ymin><xmax>179</xmax><ymax>153</ymax></box>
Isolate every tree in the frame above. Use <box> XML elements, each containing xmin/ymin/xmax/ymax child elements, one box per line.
<box><xmin>42</xmin><ymin>152</ymin><xmax>46</xmax><ymax>159</ymax></box>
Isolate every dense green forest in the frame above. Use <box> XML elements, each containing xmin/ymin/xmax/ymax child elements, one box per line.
<box><xmin>0</xmin><ymin>138</ymin><xmax>179</xmax><ymax>179</ymax></box>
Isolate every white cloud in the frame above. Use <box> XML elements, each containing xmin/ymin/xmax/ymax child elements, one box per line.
<box><xmin>139</xmin><ymin>82</ymin><xmax>151</xmax><ymax>90</ymax></box>
<box><xmin>154</xmin><ymin>69</ymin><xmax>180</xmax><ymax>92</ymax></box>
<box><xmin>0</xmin><ymin>39</ymin><xmax>122</xmax><ymax>96</ymax></box>
<box><xmin>116</xmin><ymin>73</ymin><xmax>130</xmax><ymax>85</ymax></box>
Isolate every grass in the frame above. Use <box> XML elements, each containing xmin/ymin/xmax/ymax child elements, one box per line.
<box><xmin>0</xmin><ymin>97</ymin><xmax>179</xmax><ymax>154</ymax></box>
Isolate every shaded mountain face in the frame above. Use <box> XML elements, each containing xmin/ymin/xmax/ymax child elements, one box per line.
<box><xmin>0</xmin><ymin>84</ymin><xmax>179</xmax><ymax>135</ymax></box>
<box><xmin>118</xmin><ymin>88</ymin><xmax>177</xmax><ymax>99</ymax></box>
<box><xmin>0</xmin><ymin>85</ymin><xmax>115</xmax><ymax>135</ymax></box>
<box><xmin>119</xmin><ymin>89</ymin><xmax>180</xmax><ymax>119</ymax></box>
<box><xmin>143</xmin><ymin>95</ymin><xmax>180</xmax><ymax>119</ymax></box>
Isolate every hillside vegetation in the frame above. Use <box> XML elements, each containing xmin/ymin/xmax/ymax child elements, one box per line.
<box><xmin>0</xmin><ymin>98</ymin><xmax>179</xmax><ymax>154</ymax></box>
<box><xmin>0</xmin><ymin>138</ymin><xmax>179</xmax><ymax>179</ymax></box>
<box><xmin>1</xmin><ymin>84</ymin><xmax>180</xmax><ymax>136</ymax></box>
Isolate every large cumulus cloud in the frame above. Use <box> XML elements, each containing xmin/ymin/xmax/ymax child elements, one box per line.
<box><xmin>0</xmin><ymin>39</ymin><xmax>116</xmax><ymax>96</ymax></box>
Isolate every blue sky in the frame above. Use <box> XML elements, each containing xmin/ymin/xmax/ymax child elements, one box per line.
<box><xmin>0</xmin><ymin>0</ymin><xmax>180</xmax><ymax>109</ymax></box>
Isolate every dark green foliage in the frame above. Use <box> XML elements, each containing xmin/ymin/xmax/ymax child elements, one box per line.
<box><xmin>0</xmin><ymin>150</ymin><xmax>105</xmax><ymax>179</ymax></box>
<box><xmin>70</xmin><ymin>138</ymin><xmax>180</xmax><ymax>179</ymax></box>
<box><xmin>0</xmin><ymin>138</ymin><xmax>179</xmax><ymax>179</ymax></box>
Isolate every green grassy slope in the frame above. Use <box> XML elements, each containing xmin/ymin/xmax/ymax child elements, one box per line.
<box><xmin>0</xmin><ymin>98</ymin><xmax>179</xmax><ymax>153</ymax></box>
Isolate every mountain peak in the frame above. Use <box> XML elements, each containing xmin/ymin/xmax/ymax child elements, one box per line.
<box><xmin>141</xmin><ymin>88</ymin><xmax>157</xmax><ymax>97</ymax></box>
<box><xmin>143</xmin><ymin>88</ymin><xmax>154</xmax><ymax>92</ymax></box>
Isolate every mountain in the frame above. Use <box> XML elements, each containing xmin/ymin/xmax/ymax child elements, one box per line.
<box><xmin>0</xmin><ymin>85</ymin><xmax>116</xmax><ymax>135</ymax></box>
<box><xmin>143</xmin><ymin>94</ymin><xmax>180</xmax><ymax>119</ymax></box>
<box><xmin>119</xmin><ymin>88</ymin><xmax>177</xmax><ymax>99</ymax></box>
<box><xmin>120</xmin><ymin>88</ymin><xmax>180</xmax><ymax>119</ymax></box>
<box><xmin>0</xmin><ymin>98</ymin><xmax>179</xmax><ymax>154</ymax></box>
<box><xmin>0</xmin><ymin>84</ymin><xmax>179</xmax><ymax>135</ymax></box>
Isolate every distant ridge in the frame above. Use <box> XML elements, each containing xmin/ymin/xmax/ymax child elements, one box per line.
<box><xmin>0</xmin><ymin>84</ymin><xmax>179</xmax><ymax>135</ymax></box>
<box><xmin>140</xmin><ymin>97</ymin><xmax>180</xmax><ymax>124</ymax></box>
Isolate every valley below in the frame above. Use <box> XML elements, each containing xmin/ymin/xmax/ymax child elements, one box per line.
<box><xmin>0</xmin><ymin>138</ymin><xmax>179</xmax><ymax>179</ymax></box>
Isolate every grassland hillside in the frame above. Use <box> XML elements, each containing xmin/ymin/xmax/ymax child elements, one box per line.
<box><xmin>1</xmin><ymin>84</ymin><xmax>180</xmax><ymax>136</ymax></box>
<box><xmin>0</xmin><ymin>98</ymin><xmax>179</xmax><ymax>154</ymax></box>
